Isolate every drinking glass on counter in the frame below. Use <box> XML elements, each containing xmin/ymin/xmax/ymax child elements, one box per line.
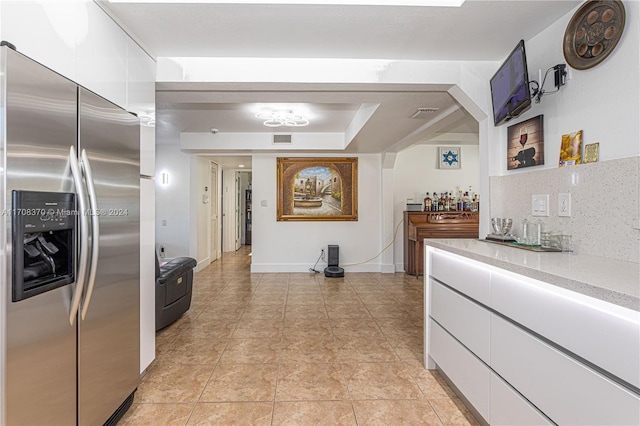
<box><xmin>521</xmin><ymin>219</ymin><xmax>542</xmax><ymax>245</ymax></box>
<box><xmin>560</xmin><ymin>235</ymin><xmax>578</xmax><ymax>254</ymax></box>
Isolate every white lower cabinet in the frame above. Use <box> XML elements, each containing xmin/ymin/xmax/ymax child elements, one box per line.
<box><xmin>430</xmin><ymin>251</ymin><xmax>491</xmax><ymax>305</ymax></box>
<box><xmin>427</xmin><ymin>248</ymin><xmax>640</xmax><ymax>426</ymax></box>
<box><xmin>491</xmin><ymin>314</ymin><xmax>640</xmax><ymax>425</ymax></box>
<box><xmin>490</xmin><ymin>373</ymin><xmax>552</xmax><ymax>426</ymax></box>
<box><xmin>430</xmin><ymin>280</ymin><xmax>491</xmax><ymax>363</ymax></box>
<box><xmin>491</xmin><ymin>271</ymin><xmax>640</xmax><ymax>389</ymax></box>
<box><xmin>430</xmin><ymin>319</ymin><xmax>491</xmax><ymax>421</ymax></box>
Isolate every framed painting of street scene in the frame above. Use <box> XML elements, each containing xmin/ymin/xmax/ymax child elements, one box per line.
<box><xmin>277</xmin><ymin>157</ymin><xmax>358</xmax><ymax>221</ymax></box>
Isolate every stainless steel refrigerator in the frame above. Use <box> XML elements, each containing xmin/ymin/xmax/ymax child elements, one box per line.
<box><xmin>0</xmin><ymin>45</ymin><xmax>140</xmax><ymax>425</ymax></box>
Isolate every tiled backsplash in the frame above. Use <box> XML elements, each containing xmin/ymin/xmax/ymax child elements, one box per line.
<box><xmin>490</xmin><ymin>156</ymin><xmax>640</xmax><ymax>263</ymax></box>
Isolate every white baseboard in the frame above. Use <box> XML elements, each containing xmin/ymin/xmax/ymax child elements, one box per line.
<box><xmin>195</xmin><ymin>257</ymin><xmax>210</xmax><ymax>272</ymax></box>
<box><xmin>250</xmin><ymin>263</ymin><xmax>383</xmax><ymax>273</ymax></box>
<box><xmin>380</xmin><ymin>263</ymin><xmax>396</xmax><ymax>274</ymax></box>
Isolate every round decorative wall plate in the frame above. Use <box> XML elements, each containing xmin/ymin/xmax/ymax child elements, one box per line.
<box><xmin>563</xmin><ymin>0</ymin><xmax>626</xmax><ymax>70</ymax></box>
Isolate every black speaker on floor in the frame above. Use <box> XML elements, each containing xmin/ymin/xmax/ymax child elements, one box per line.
<box><xmin>324</xmin><ymin>245</ymin><xmax>344</xmax><ymax>278</ymax></box>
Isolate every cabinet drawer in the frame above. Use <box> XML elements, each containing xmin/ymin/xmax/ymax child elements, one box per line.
<box><xmin>490</xmin><ymin>372</ymin><xmax>552</xmax><ymax>426</ymax></box>
<box><xmin>430</xmin><ymin>279</ymin><xmax>490</xmax><ymax>363</ymax></box>
<box><xmin>429</xmin><ymin>319</ymin><xmax>490</xmax><ymax>421</ymax></box>
<box><xmin>430</xmin><ymin>250</ymin><xmax>490</xmax><ymax>305</ymax></box>
<box><xmin>491</xmin><ymin>271</ymin><xmax>640</xmax><ymax>389</ymax></box>
<box><xmin>491</xmin><ymin>314</ymin><xmax>640</xmax><ymax>425</ymax></box>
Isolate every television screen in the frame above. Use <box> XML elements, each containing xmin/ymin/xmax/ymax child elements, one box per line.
<box><xmin>490</xmin><ymin>40</ymin><xmax>531</xmax><ymax>126</ymax></box>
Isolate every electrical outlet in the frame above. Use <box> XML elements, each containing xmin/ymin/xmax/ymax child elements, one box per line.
<box><xmin>558</xmin><ymin>193</ymin><xmax>571</xmax><ymax>217</ymax></box>
<box><xmin>532</xmin><ymin>194</ymin><xmax>550</xmax><ymax>217</ymax></box>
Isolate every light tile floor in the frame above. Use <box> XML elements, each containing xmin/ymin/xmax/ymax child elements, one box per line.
<box><xmin>119</xmin><ymin>246</ymin><xmax>478</xmax><ymax>425</ymax></box>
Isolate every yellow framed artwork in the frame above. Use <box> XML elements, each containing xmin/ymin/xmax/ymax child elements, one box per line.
<box><xmin>559</xmin><ymin>130</ymin><xmax>583</xmax><ymax>167</ymax></box>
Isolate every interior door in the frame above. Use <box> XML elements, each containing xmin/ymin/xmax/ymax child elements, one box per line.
<box><xmin>235</xmin><ymin>173</ymin><xmax>241</xmax><ymax>250</ymax></box>
<box><xmin>210</xmin><ymin>162</ymin><xmax>218</xmax><ymax>263</ymax></box>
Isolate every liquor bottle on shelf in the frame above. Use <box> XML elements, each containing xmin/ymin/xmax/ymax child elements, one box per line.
<box><xmin>444</xmin><ymin>192</ymin><xmax>451</xmax><ymax>211</ymax></box>
<box><xmin>423</xmin><ymin>193</ymin><xmax>432</xmax><ymax>212</ymax></box>
<box><xmin>463</xmin><ymin>192</ymin><xmax>471</xmax><ymax>211</ymax></box>
<box><xmin>457</xmin><ymin>190</ymin><xmax>464</xmax><ymax>211</ymax></box>
<box><xmin>431</xmin><ymin>192</ymin><xmax>439</xmax><ymax>211</ymax></box>
<box><xmin>471</xmin><ymin>194</ymin><xmax>479</xmax><ymax>212</ymax></box>
<box><xmin>438</xmin><ymin>193</ymin><xmax>445</xmax><ymax>211</ymax></box>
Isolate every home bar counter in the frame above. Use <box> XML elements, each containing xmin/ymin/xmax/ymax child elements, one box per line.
<box><xmin>423</xmin><ymin>238</ymin><xmax>640</xmax><ymax>425</ymax></box>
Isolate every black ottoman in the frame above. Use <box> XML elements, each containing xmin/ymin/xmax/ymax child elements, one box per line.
<box><xmin>155</xmin><ymin>251</ymin><xmax>197</xmax><ymax>330</ymax></box>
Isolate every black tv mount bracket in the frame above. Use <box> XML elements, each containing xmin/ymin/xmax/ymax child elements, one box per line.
<box><xmin>530</xmin><ymin>63</ymin><xmax>567</xmax><ymax>104</ymax></box>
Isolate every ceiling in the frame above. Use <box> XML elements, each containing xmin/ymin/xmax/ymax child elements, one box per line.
<box><xmin>98</xmin><ymin>0</ymin><xmax>581</xmax><ymax>167</ymax></box>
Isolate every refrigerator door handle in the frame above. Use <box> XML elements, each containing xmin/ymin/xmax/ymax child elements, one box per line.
<box><xmin>68</xmin><ymin>146</ymin><xmax>89</xmax><ymax>325</ymax></box>
<box><xmin>80</xmin><ymin>149</ymin><xmax>99</xmax><ymax>320</ymax></box>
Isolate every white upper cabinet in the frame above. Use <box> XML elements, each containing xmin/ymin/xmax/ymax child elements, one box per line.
<box><xmin>75</xmin><ymin>4</ymin><xmax>128</xmax><ymax>108</ymax></box>
<box><xmin>0</xmin><ymin>1</ymin><xmax>77</xmax><ymax>79</ymax></box>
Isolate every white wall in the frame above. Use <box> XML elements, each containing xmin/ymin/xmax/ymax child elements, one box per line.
<box><xmin>194</xmin><ymin>157</ymin><xmax>211</xmax><ymax>269</ymax></box>
<box><xmin>488</xmin><ymin>1</ymin><xmax>640</xmax><ymax>263</ymax></box>
<box><xmin>393</xmin><ymin>144</ymin><xmax>480</xmax><ymax>271</ymax></box>
<box><xmin>488</xmin><ymin>0</ymin><xmax>640</xmax><ymax>177</ymax></box>
<box><xmin>155</xmin><ymin>144</ymin><xmax>191</xmax><ymax>258</ymax></box>
<box><xmin>139</xmin><ymin>177</ymin><xmax>155</xmax><ymax>376</ymax></box>
<box><xmin>251</xmin><ymin>153</ymin><xmax>382</xmax><ymax>273</ymax></box>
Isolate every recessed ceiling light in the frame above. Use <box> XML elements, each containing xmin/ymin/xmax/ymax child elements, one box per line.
<box><xmin>238</xmin><ymin>164</ymin><xmax>245</xmax><ymax>168</ymax></box>
<box><xmin>108</xmin><ymin>1</ymin><xmax>465</xmax><ymax>6</ymax></box>
<box><xmin>210</xmin><ymin>128</ymin><xmax>219</xmax><ymax>134</ymax></box>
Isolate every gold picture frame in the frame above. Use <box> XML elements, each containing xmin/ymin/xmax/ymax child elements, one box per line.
<box><xmin>584</xmin><ymin>142</ymin><xmax>600</xmax><ymax>163</ymax></box>
<box><xmin>277</xmin><ymin>157</ymin><xmax>358</xmax><ymax>221</ymax></box>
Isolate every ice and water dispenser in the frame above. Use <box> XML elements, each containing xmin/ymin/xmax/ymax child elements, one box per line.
<box><xmin>12</xmin><ymin>191</ymin><xmax>76</xmax><ymax>301</ymax></box>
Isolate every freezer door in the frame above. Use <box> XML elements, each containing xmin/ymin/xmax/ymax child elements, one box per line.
<box><xmin>2</xmin><ymin>48</ymin><xmax>77</xmax><ymax>425</ymax></box>
<box><xmin>77</xmin><ymin>88</ymin><xmax>140</xmax><ymax>425</ymax></box>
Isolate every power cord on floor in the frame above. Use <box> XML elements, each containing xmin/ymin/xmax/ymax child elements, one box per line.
<box><xmin>341</xmin><ymin>218</ymin><xmax>404</xmax><ymax>268</ymax></box>
<box><xmin>309</xmin><ymin>250</ymin><xmax>324</xmax><ymax>274</ymax></box>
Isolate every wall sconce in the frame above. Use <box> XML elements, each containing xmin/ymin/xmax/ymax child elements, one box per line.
<box><xmin>161</xmin><ymin>171</ymin><xmax>170</xmax><ymax>185</ymax></box>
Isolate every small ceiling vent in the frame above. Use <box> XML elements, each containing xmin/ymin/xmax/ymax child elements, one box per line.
<box><xmin>410</xmin><ymin>108</ymin><xmax>439</xmax><ymax>119</ymax></box>
<box><xmin>273</xmin><ymin>134</ymin><xmax>292</xmax><ymax>144</ymax></box>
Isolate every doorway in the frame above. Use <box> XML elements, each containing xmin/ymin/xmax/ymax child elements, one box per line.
<box><xmin>237</xmin><ymin>171</ymin><xmax>252</xmax><ymax>246</ymax></box>
<box><xmin>210</xmin><ymin>162</ymin><xmax>219</xmax><ymax>263</ymax></box>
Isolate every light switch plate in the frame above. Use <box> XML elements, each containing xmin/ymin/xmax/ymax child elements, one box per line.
<box><xmin>532</xmin><ymin>194</ymin><xmax>550</xmax><ymax>216</ymax></box>
<box><xmin>558</xmin><ymin>193</ymin><xmax>571</xmax><ymax>217</ymax></box>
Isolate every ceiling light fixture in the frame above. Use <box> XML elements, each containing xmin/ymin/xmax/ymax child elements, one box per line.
<box><xmin>255</xmin><ymin>110</ymin><xmax>309</xmax><ymax>128</ymax></box>
<box><xmin>139</xmin><ymin>112</ymin><xmax>155</xmax><ymax>127</ymax></box>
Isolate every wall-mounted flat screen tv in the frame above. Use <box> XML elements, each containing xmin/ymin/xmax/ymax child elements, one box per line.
<box><xmin>490</xmin><ymin>40</ymin><xmax>531</xmax><ymax>126</ymax></box>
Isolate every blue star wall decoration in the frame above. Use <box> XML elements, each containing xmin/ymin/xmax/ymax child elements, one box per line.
<box><xmin>442</xmin><ymin>150</ymin><xmax>458</xmax><ymax>165</ymax></box>
<box><xmin>438</xmin><ymin>147</ymin><xmax>461</xmax><ymax>169</ymax></box>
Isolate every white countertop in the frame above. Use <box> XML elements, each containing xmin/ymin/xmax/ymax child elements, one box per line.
<box><xmin>424</xmin><ymin>239</ymin><xmax>640</xmax><ymax>311</ymax></box>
